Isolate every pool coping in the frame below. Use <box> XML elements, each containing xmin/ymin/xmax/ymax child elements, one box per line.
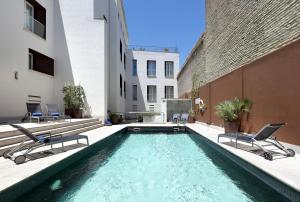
<box><xmin>0</xmin><ymin>124</ymin><xmax>299</xmax><ymax>201</ymax></box>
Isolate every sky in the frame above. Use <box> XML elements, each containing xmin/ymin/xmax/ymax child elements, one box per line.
<box><xmin>124</xmin><ymin>0</ymin><xmax>206</xmax><ymax>67</ymax></box>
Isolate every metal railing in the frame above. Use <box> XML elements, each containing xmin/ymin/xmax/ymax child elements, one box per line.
<box><xmin>128</xmin><ymin>45</ymin><xmax>178</xmax><ymax>53</ymax></box>
<box><xmin>25</xmin><ymin>17</ymin><xmax>46</xmax><ymax>39</ymax></box>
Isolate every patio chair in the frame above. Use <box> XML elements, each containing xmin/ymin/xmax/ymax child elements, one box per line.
<box><xmin>218</xmin><ymin>123</ymin><xmax>295</xmax><ymax>160</ymax></box>
<box><xmin>172</xmin><ymin>113</ymin><xmax>180</xmax><ymax>123</ymax></box>
<box><xmin>180</xmin><ymin>113</ymin><xmax>189</xmax><ymax>123</ymax></box>
<box><xmin>3</xmin><ymin>124</ymin><xmax>89</xmax><ymax>164</ymax></box>
<box><xmin>23</xmin><ymin>103</ymin><xmax>54</xmax><ymax>123</ymax></box>
<box><xmin>46</xmin><ymin>104</ymin><xmax>71</xmax><ymax>122</ymax></box>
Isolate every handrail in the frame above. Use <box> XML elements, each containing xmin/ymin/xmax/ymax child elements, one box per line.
<box><xmin>128</xmin><ymin>45</ymin><xmax>178</xmax><ymax>53</ymax></box>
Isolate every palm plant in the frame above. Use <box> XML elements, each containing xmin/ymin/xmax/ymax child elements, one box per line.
<box><xmin>215</xmin><ymin>98</ymin><xmax>251</xmax><ymax>122</ymax></box>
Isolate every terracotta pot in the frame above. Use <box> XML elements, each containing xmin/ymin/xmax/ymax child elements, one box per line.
<box><xmin>65</xmin><ymin>108</ymin><xmax>83</xmax><ymax>118</ymax></box>
<box><xmin>110</xmin><ymin>114</ymin><xmax>120</xmax><ymax>124</ymax></box>
<box><xmin>224</xmin><ymin>120</ymin><xmax>240</xmax><ymax>133</ymax></box>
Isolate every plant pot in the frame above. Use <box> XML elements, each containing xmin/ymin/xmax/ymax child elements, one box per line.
<box><xmin>65</xmin><ymin>108</ymin><xmax>82</xmax><ymax>118</ymax></box>
<box><xmin>188</xmin><ymin>116</ymin><xmax>195</xmax><ymax>123</ymax></box>
<box><xmin>110</xmin><ymin>114</ymin><xmax>119</xmax><ymax>125</ymax></box>
<box><xmin>224</xmin><ymin>120</ymin><xmax>240</xmax><ymax>133</ymax></box>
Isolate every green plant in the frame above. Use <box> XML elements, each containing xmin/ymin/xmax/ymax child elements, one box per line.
<box><xmin>191</xmin><ymin>71</ymin><xmax>200</xmax><ymax>99</ymax></box>
<box><xmin>62</xmin><ymin>83</ymin><xmax>86</xmax><ymax>110</ymax></box>
<box><xmin>215</xmin><ymin>97</ymin><xmax>251</xmax><ymax>122</ymax></box>
<box><xmin>189</xmin><ymin>110</ymin><xmax>195</xmax><ymax>118</ymax></box>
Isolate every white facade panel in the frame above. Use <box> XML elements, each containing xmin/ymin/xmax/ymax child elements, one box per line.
<box><xmin>126</xmin><ymin>50</ymin><xmax>179</xmax><ymax>113</ymax></box>
<box><xmin>0</xmin><ymin>0</ymin><xmax>55</xmax><ymax>120</ymax></box>
<box><xmin>54</xmin><ymin>0</ymin><xmax>108</xmax><ymax>119</ymax></box>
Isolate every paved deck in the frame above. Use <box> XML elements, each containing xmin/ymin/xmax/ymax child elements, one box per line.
<box><xmin>0</xmin><ymin>124</ymin><xmax>126</xmax><ymax>192</ymax></box>
<box><xmin>186</xmin><ymin>123</ymin><xmax>300</xmax><ymax>194</ymax></box>
<box><xmin>0</xmin><ymin>123</ymin><xmax>299</xmax><ymax>199</ymax></box>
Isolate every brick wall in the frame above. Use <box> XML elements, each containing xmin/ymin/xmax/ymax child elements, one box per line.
<box><xmin>205</xmin><ymin>0</ymin><xmax>300</xmax><ymax>82</ymax></box>
<box><xmin>177</xmin><ymin>1</ymin><xmax>300</xmax><ymax>145</ymax></box>
<box><xmin>178</xmin><ymin>1</ymin><xmax>300</xmax><ymax>92</ymax></box>
<box><xmin>178</xmin><ymin>35</ymin><xmax>206</xmax><ymax>97</ymax></box>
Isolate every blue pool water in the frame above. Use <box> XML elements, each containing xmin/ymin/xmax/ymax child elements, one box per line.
<box><xmin>17</xmin><ymin>132</ymin><xmax>288</xmax><ymax>202</ymax></box>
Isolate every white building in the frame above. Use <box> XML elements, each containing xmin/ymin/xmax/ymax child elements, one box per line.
<box><xmin>0</xmin><ymin>0</ymin><xmax>179</xmax><ymax>121</ymax></box>
<box><xmin>126</xmin><ymin>48</ymin><xmax>179</xmax><ymax>113</ymax></box>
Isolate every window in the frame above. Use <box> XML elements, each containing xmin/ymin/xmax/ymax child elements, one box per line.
<box><xmin>147</xmin><ymin>60</ymin><xmax>156</xmax><ymax>77</ymax></box>
<box><xmin>120</xmin><ymin>74</ymin><xmax>123</xmax><ymax>97</ymax></box>
<box><xmin>124</xmin><ymin>81</ymin><xmax>126</xmax><ymax>99</ymax></box>
<box><xmin>124</xmin><ymin>53</ymin><xmax>126</xmax><ymax>69</ymax></box>
<box><xmin>165</xmin><ymin>86</ymin><xmax>174</xmax><ymax>99</ymax></box>
<box><xmin>28</xmin><ymin>53</ymin><xmax>33</xmax><ymax>70</ymax></box>
<box><xmin>132</xmin><ymin>105</ymin><xmax>138</xmax><ymax>112</ymax></box>
<box><xmin>25</xmin><ymin>1</ymin><xmax>34</xmax><ymax>32</ymax></box>
<box><xmin>132</xmin><ymin>59</ymin><xmax>137</xmax><ymax>76</ymax></box>
<box><xmin>132</xmin><ymin>85</ymin><xmax>137</xmax><ymax>101</ymax></box>
<box><xmin>165</xmin><ymin>61</ymin><xmax>174</xmax><ymax>78</ymax></box>
<box><xmin>29</xmin><ymin>49</ymin><xmax>54</xmax><ymax>76</ymax></box>
<box><xmin>24</xmin><ymin>0</ymin><xmax>46</xmax><ymax>39</ymax></box>
<box><xmin>147</xmin><ymin>85</ymin><xmax>157</xmax><ymax>102</ymax></box>
<box><xmin>120</xmin><ymin>40</ymin><xmax>122</xmax><ymax>61</ymax></box>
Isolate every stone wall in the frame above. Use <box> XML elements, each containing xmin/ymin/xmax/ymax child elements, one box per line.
<box><xmin>178</xmin><ymin>0</ymin><xmax>300</xmax><ymax>91</ymax></box>
<box><xmin>177</xmin><ymin>35</ymin><xmax>206</xmax><ymax>97</ymax></box>
<box><xmin>205</xmin><ymin>0</ymin><xmax>300</xmax><ymax>82</ymax></box>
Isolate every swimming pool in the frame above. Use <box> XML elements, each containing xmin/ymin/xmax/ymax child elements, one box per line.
<box><xmin>16</xmin><ymin>131</ymin><xmax>288</xmax><ymax>201</ymax></box>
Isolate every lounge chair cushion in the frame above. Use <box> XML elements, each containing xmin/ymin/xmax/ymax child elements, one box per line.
<box><xmin>36</xmin><ymin>135</ymin><xmax>50</xmax><ymax>143</ymax></box>
<box><xmin>32</xmin><ymin>112</ymin><xmax>43</xmax><ymax>116</ymax></box>
<box><xmin>50</xmin><ymin>112</ymin><xmax>60</xmax><ymax>116</ymax></box>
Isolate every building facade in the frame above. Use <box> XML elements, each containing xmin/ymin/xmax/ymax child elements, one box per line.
<box><xmin>0</xmin><ymin>0</ymin><xmax>179</xmax><ymax>121</ymax></box>
<box><xmin>126</xmin><ymin>48</ymin><xmax>179</xmax><ymax>113</ymax></box>
<box><xmin>177</xmin><ymin>0</ymin><xmax>300</xmax><ymax>145</ymax></box>
<box><xmin>0</xmin><ymin>0</ymin><xmax>128</xmax><ymax>121</ymax></box>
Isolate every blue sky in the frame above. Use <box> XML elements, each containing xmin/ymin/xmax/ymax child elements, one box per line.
<box><xmin>124</xmin><ymin>0</ymin><xmax>206</xmax><ymax>67</ymax></box>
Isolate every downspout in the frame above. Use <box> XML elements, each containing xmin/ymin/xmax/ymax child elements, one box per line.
<box><xmin>107</xmin><ymin>0</ymin><xmax>111</xmax><ymax>120</ymax></box>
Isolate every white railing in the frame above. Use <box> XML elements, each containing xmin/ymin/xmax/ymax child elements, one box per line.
<box><xmin>25</xmin><ymin>17</ymin><xmax>46</xmax><ymax>39</ymax></box>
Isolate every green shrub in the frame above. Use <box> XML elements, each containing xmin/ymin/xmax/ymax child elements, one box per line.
<box><xmin>215</xmin><ymin>97</ymin><xmax>251</xmax><ymax>122</ymax></box>
<box><xmin>62</xmin><ymin>83</ymin><xmax>86</xmax><ymax>110</ymax></box>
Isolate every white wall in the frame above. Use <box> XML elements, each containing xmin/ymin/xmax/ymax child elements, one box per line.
<box><xmin>126</xmin><ymin>50</ymin><xmax>179</xmax><ymax>113</ymax></box>
<box><xmin>54</xmin><ymin>0</ymin><xmax>108</xmax><ymax>120</ymax></box>
<box><xmin>0</xmin><ymin>0</ymin><xmax>55</xmax><ymax>120</ymax></box>
<box><xmin>0</xmin><ymin>0</ymin><xmax>177</xmax><ymax>121</ymax></box>
<box><xmin>108</xmin><ymin>0</ymin><xmax>128</xmax><ymax>114</ymax></box>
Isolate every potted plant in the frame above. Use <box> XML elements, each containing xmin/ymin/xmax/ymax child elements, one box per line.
<box><xmin>62</xmin><ymin>83</ymin><xmax>87</xmax><ymax>118</ymax></box>
<box><xmin>188</xmin><ymin>110</ymin><xmax>196</xmax><ymax>123</ymax></box>
<box><xmin>215</xmin><ymin>97</ymin><xmax>251</xmax><ymax>133</ymax></box>
<box><xmin>109</xmin><ymin>113</ymin><xmax>120</xmax><ymax>125</ymax></box>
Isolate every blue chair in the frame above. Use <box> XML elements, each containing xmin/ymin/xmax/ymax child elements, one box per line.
<box><xmin>46</xmin><ymin>104</ymin><xmax>71</xmax><ymax>122</ymax></box>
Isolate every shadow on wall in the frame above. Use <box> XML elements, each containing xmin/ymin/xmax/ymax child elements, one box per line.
<box><xmin>53</xmin><ymin>1</ymin><xmax>91</xmax><ymax>117</ymax></box>
<box><xmin>126</xmin><ymin>51</ymin><xmax>146</xmax><ymax>113</ymax></box>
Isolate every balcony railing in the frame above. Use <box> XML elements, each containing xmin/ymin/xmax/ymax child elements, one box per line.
<box><xmin>128</xmin><ymin>45</ymin><xmax>178</xmax><ymax>53</ymax></box>
<box><xmin>25</xmin><ymin>17</ymin><xmax>46</xmax><ymax>39</ymax></box>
